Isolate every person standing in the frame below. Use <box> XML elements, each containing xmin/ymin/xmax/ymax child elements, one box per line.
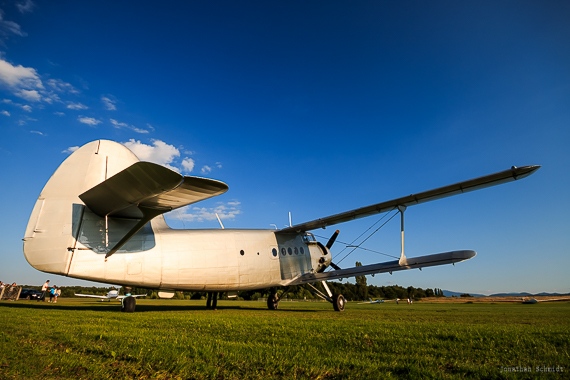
<box><xmin>54</xmin><ymin>287</ymin><xmax>61</xmax><ymax>303</ymax></box>
<box><xmin>39</xmin><ymin>280</ymin><xmax>50</xmax><ymax>302</ymax></box>
<box><xmin>48</xmin><ymin>285</ymin><xmax>56</xmax><ymax>303</ymax></box>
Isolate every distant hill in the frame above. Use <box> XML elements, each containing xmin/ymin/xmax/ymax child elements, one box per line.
<box><xmin>490</xmin><ymin>292</ymin><xmax>570</xmax><ymax>297</ymax></box>
<box><xmin>443</xmin><ymin>290</ymin><xmax>570</xmax><ymax>298</ymax></box>
<box><xmin>442</xmin><ymin>290</ymin><xmax>486</xmax><ymax>298</ymax></box>
<box><xmin>489</xmin><ymin>292</ymin><xmax>532</xmax><ymax>297</ymax></box>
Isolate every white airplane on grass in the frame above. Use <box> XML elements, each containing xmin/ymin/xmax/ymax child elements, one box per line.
<box><xmin>74</xmin><ymin>289</ymin><xmax>146</xmax><ymax>302</ymax></box>
<box><xmin>22</xmin><ymin>140</ymin><xmax>539</xmax><ymax>312</ymax></box>
<box><xmin>358</xmin><ymin>298</ymin><xmax>399</xmax><ymax>304</ymax></box>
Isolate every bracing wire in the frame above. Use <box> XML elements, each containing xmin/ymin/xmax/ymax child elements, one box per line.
<box><xmin>316</xmin><ymin>208</ymin><xmax>400</xmax><ymax>265</ymax></box>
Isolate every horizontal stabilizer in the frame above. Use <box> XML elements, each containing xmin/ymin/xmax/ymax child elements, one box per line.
<box><xmin>289</xmin><ymin>250</ymin><xmax>476</xmax><ymax>285</ymax></box>
<box><xmin>80</xmin><ymin>162</ymin><xmax>229</xmax><ymax>219</ymax></box>
<box><xmin>280</xmin><ymin>165</ymin><xmax>540</xmax><ymax>233</ymax></box>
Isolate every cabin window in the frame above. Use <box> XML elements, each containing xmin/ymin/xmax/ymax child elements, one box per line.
<box><xmin>287</xmin><ymin>247</ymin><xmax>293</xmax><ymax>255</ymax></box>
<box><xmin>300</xmin><ymin>247</ymin><xmax>305</xmax><ymax>254</ymax></box>
<box><xmin>294</xmin><ymin>247</ymin><xmax>298</xmax><ymax>255</ymax></box>
<box><xmin>240</xmin><ymin>250</ymin><xmax>245</xmax><ymax>256</ymax></box>
<box><xmin>272</xmin><ymin>248</ymin><xmax>278</xmax><ymax>257</ymax></box>
<box><xmin>281</xmin><ymin>248</ymin><xmax>286</xmax><ymax>256</ymax></box>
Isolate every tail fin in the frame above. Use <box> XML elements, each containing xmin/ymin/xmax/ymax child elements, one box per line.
<box><xmin>23</xmin><ymin>140</ymin><xmax>140</xmax><ymax>274</ymax></box>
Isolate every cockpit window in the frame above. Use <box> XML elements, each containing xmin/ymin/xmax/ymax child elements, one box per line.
<box><xmin>302</xmin><ymin>232</ymin><xmax>316</xmax><ymax>243</ymax></box>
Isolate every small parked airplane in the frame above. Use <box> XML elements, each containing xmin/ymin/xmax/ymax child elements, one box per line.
<box><xmin>22</xmin><ymin>140</ymin><xmax>539</xmax><ymax>312</ymax></box>
<box><xmin>74</xmin><ymin>289</ymin><xmax>146</xmax><ymax>302</ymax></box>
<box><xmin>358</xmin><ymin>298</ymin><xmax>395</xmax><ymax>304</ymax></box>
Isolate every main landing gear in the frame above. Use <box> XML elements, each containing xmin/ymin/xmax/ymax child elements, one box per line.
<box><xmin>206</xmin><ymin>292</ymin><xmax>218</xmax><ymax>310</ymax></box>
<box><xmin>121</xmin><ymin>296</ymin><xmax>136</xmax><ymax>312</ymax></box>
<box><xmin>266</xmin><ymin>285</ymin><xmax>346</xmax><ymax>312</ymax></box>
<box><xmin>332</xmin><ymin>293</ymin><xmax>346</xmax><ymax>312</ymax></box>
<box><xmin>120</xmin><ymin>287</ymin><xmax>136</xmax><ymax>312</ymax></box>
<box><xmin>267</xmin><ymin>292</ymin><xmax>279</xmax><ymax>310</ymax></box>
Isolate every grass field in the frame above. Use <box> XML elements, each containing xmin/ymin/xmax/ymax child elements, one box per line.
<box><xmin>1</xmin><ymin>298</ymin><xmax>568</xmax><ymax>379</ymax></box>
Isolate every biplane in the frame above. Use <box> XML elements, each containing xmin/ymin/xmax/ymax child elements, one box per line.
<box><xmin>23</xmin><ymin>140</ymin><xmax>539</xmax><ymax>312</ymax></box>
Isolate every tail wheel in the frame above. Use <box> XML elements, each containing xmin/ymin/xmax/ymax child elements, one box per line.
<box><xmin>267</xmin><ymin>292</ymin><xmax>279</xmax><ymax>310</ymax></box>
<box><xmin>332</xmin><ymin>294</ymin><xmax>345</xmax><ymax>312</ymax></box>
<box><xmin>121</xmin><ymin>296</ymin><xmax>136</xmax><ymax>312</ymax></box>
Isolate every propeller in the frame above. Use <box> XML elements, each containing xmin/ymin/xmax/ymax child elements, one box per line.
<box><xmin>326</xmin><ymin>230</ymin><xmax>340</xmax><ymax>249</ymax></box>
<box><xmin>326</xmin><ymin>230</ymin><xmax>342</xmax><ymax>270</ymax></box>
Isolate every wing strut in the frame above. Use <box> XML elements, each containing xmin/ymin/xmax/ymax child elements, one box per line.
<box><xmin>398</xmin><ymin>205</ymin><xmax>407</xmax><ymax>266</ymax></box>
<box><xmin>104</xmin><ymin>206</ymin><xmax>166</xmax><ymax>260</ymax></box>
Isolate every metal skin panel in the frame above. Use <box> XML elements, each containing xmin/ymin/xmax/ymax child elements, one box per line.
<box><xmin>156</xmin><ymin>227</ymin><xmax>320</xmax><ymax>291</ymax></box>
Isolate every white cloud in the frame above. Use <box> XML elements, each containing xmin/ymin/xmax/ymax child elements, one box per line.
<box><xmin>21</xmin><ymin>104</ymin><xmax>31</xmax><ymax>112</ymax></box>
<box><xmin>172</xmin><ymin>201</ymin><xmax>241</xmax><ymax>223</ymax></box>
<box><xmin>110</xmin><ymin>118</ymin><xmax>150</xmax><ymax>134</ymax></box>
<box><xmin>67</xmin><ymin>102</ymin><xmax>87</xmax><ymax>110</ymax></box>
<box><xmin>0</xmin><ymin>10</ymin><xmax>27</xmax><ymax>38</ymax></box>
<box><xmin>17</xmin><ymin>89</ymin><xmax>40</xmax><ymax>102</ymax></box>
<box><xmin>201</xmin><ymin>165</ymin><xmax>212</xmax><ymax>174</ymax></box>
<box><xmin>1</xmin><ymin>110</ymin><xmax>9</xmax><ymax>116</ymax></box>
<box><xmin>17</xmin><ymin>115</ymin><xmax>36</xmax><ymax>125</ymax></box>
<box><xmin>122</xmin><ymin>139</ymin><xmax>180</xmax><ymax>169</ymax></box>
<box><xmin>30</xmin><ymin>130</ymin><xmax>45</xmax><ymax>136</ymax></box>
<box><xmin>16</xmin><ymin>0</ymin><xmax>35</xmax><ymax>13</ymax></box>
<box><xmin>0</xmin><ymin>59</ymin><xmax>41</xmax><ymax>89</ymax></box>
<box><xmin>47</xmin><ymin>78</ymin><xmax>78</xmax><ymax>94</ymax></box>
<box><xmin>78</xmin><ymin>116</ymin><xmax>101</xmax><ymax>126</ymax></box>
<box><xmin>181</xmin><ymin>157</ymin><xmax>195</xmax><ymax>173</ymax></box>
<box><xmin>62</xmin><ymin>146</ymin><xmax>79</xmax><ymax>154</ymax></box>
<box><xmin>0</xmin><ymin>60</ymin><xmax>78</xmax><ymax>106</ymax></box>
<box><xmin>110</xmin><ymin>119</ymin><xmax>127</xmax><ymax>128</ymax></box>
<box><xmin>101</xmin><ymin>96</ymin><xmax>117</xmax><ymax>110</ymax></box>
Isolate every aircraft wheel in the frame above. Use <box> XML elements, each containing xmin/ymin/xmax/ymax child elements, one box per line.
<box><xmin>267</xmin><ymin>292</ymin><xmax>279</xmax><ymax>310</ymax></box>
<box><xmin>332</xmin><ymin>294</ymin><xmax>345</xmax><ymax>312</ymax></box>
<box><xmin>121</xmin><ymin>296</ymin><xmax>136</xmax><ymax>312</ymax></box>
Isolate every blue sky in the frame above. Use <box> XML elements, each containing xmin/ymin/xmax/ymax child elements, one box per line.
<box><xmin>1</xmin><ymin>1</ymin><xmax>568</xmax><ymax>295</ymax></box>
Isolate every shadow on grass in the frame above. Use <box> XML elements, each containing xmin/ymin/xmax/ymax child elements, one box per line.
<box><xmin>0</xmin><ymin>300</ymin><xmax>321</xmax><ymax>313</ymax></box>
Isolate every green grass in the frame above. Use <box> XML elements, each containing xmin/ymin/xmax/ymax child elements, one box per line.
<box><xmin>1</xmin><ymin>299</ymin><xmax>568</xmax><ymax>379</ymax></box>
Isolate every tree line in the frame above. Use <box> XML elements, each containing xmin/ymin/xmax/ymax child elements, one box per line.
<box><xmin>20</xmin><ymin>283</ymin><xmax>448</xmax><ymax>302</ymax></box>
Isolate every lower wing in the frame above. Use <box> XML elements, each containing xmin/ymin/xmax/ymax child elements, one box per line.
<box><xmin>290</xmin><ymin>250</ymin><xmax>476</xmax><ymax>285</ymax></box>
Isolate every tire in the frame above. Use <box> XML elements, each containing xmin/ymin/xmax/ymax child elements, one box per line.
<box><xmin>121</xmin><ymin>296</ymin><xmax>136</xmax><ymax>312</ymax></box>
<box><xmin>267</xmin><ymin>293</ymin><xmax>279</xmax><ymax>310</ymax></box>
<box><xmin>332</xmin><ymin>294</ymin><xmax>345</xmax><ymax>312</ymax></box>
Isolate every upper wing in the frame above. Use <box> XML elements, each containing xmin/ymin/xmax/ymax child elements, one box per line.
<box><xmin>79</xmin><ymin>161</ymin><xmax>229</xmax><ymax>219</ymax></box>
<box><xmin>74</xmin><ymin>293</ymin><xmax>109</xmax><ymax>299</ymax></box>
<box><xmin>279</xmin><ymin>165</ymin><xmax>540</xmax><ymax>233</ymax></box>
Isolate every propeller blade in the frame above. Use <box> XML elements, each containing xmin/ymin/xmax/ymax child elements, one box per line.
<box><xmin>330</xmin><ymin>262</ymin><xmax>341</xmax><ymax>270</ymax></box>
<box><xmin>326</xmin><ymin>230</ymin><xmax>340</xmax><ymax>249</ymax></box>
